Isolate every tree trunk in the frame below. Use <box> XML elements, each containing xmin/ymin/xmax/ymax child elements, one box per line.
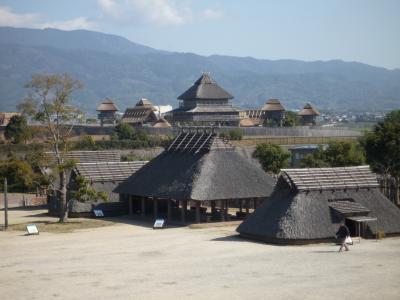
<box><xmin>59</xmin><ymin>170</ymin><xmax>68</xmax><ymax>222</ymax></box>
<box><xmin>396</xmin><ymin>176</ymin><xmax>400</xmax><ymax>206</ymax></box>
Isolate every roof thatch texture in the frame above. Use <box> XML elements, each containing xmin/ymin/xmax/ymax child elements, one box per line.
<box><xmin>45</xmin><ymin>150</ymin><xmax>121</xmax><ymax>165</ymax></box>
<box><xmin>261</xmin><ymin>99</ymin><xmax>285</xmax><ymax>112</ymax></box>
<box><xmin>281</xmin><ymin>166</ymin><xmax>379</xmax><ymax>191</ymax></box>
<box><xmin>298</xmin><ymin>103</ymin><xmax>320</xmax><ymax>116</ymax></box>
<box><xmin>74</xmin><ymin>161</ymin><xmax>148</xmax><ymax>182</ymax></box>
<box><xmin>153</xmin><ymin>118</ymin><xmax>172</xmax><ymax>128</ymax></box>
<box><xmin>96</xmin><ymin>98</ymin><xmax>119</xmax><ymax>112</ymax></box>
<box><xmin>136</xmin><ymin>98</ymin><xmax>156</xmax><ymax>109</ymax></box>
<box><xmin>178</xmin><ymin>73</ymin><xmax>233</xmax><ymax>100</ymax></box>
<box><xmin>239</xmin><ymin>118</ymin><xmax>261</xmax><ymax>127</ymax></box>
<box><xmin>237</xmin><ymin>166</ymin><xmax>400</xmax><ymax>243</ymax></box>
<box><xmin>115</xmin><ymin>132</ymin><xmax>275</xmax><ymax>201</ymax></box>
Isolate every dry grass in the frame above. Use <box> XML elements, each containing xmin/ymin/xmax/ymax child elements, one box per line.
<box><xmin>7</xmin><ymin>218</ymin><xmax>116</xmax><ymax>234</ymax></box>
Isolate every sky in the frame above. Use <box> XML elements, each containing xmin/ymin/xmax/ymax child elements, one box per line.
<box><xmin>0</xmin><ymin>0</ymin><xmax>399</xmax><ymax>69</ymax></box>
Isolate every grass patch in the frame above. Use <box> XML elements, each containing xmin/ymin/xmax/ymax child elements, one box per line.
<box><xmin>7</xmin><ymin>219</ymin><xmax>115</xmax><ymax>234</ymax></box>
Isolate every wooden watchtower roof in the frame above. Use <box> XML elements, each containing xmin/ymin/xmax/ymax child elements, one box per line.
<box><xmin>178</xmin><ymin>73</ymin><xmax>233</xmax><ymax>100</ymax></box>
<box><xmin>298</xmin><ymin>102</ymin><xmax>320</xmax><ymax>116</ymax></box>
<box><xmin>261</xmin><ymin>99</ymin><xmax>285</xmax><ymax>112</ymax></box>
<box><xmin>96</xmin><ymin>98</ymin><xmax>119</xmax><ymax>112</ymax></box>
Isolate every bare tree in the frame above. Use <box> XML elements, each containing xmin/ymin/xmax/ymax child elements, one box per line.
<box><xmin>18</xmin><ymin>74</ymin><xmax>84</xmax><ymax>222</ymax></box>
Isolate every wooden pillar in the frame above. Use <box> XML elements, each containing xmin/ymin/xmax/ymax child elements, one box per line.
<box><xmin>195</xmin><ymin>201</ymin><xmax>201</xmax><ymax>224</ymax></box>
<box><xmin>167</xmin><ymin>199</ymin><xmax>172</xmax><ymax>221</ymax></box>
<box><xmin>128</xmin><ymin>195</ymin><xmax>133</xmax><ymax>216</ymax></box>
<box><xmin>245</xmin><ymin>199</ymin><xmax>250</xmax><ymax>216</ymax></box>
<box><xmin>181</xmin><ymin>200</ymin><xmax>187</xmax><ymax>223</ymax></box>
<box><xmin>225</xmin><ymin>199</ymin><xmax>229</xmax><ymax>221</ymax></box>
<box><xmin>253</xmin><ymin>198</ymin><xmax>257</xmax><ymax>210</ymax></box>
<box><xmin>141</xmin><ymin>197</ymin><xmax>145</xmax><ymax>217</ymax></box>
<box><xmin>153</xmin><ymin>199</ymin><xmax>158</xmax><ymax>220</ymax></box>
<box><xmin>211</xmin><ymin>201</ymin><xmax>216</xmax><ymax>215</ymax></box>
<box><xmin>220</xmin><ymin>200</ymin><xmax>225</xmax><ymax>222</ymax></box>
<box><xmin>239</xmin><ymin>199</ymin><xmax>243</xmax><ymax>213</ymax></box>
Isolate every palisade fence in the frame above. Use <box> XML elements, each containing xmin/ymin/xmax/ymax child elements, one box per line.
<box><xmin>135</xmin><ymin>126</ymin><xmax>362</xmax><ymax>138</ymax></box>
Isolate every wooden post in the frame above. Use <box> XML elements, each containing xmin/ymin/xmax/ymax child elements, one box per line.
<box><xmin>195</xmin><ymin>201</ymin><xmax>201</xmax><ymax>224</ymax></box>
<box><xmin>220</xmin><ymin>200</ymin><xmax>225</xmax><ymax>222</ymax></box>
<box><xmin>153</xmin><ymin>199</ymin><xmax>158</xmax><ymax>220</ymax></box>
<box><xmin>211</xmin><ymin>201</ymin><xmax>216</xmax><ymax>215</ymax></box>
<box><xmin>167</xmin><ymin>199</ymin><xmax>172</xmax><ymax>221</ymax></box>
<box><xmin>181</xmin><ymin>200</ymin><xmax>187</xmax><ymax>223</ymax></box>
<box><xmin>245</xmin><ymin>199</ymin><xmax>250</xmax><ymax>216</ymax></box>
<box><xmin>253</xmin><ymin>198</ymin><xmax>257</xmax><ymax>210</ymax></box>
<box><xmin>141</xmin><ymin>197</ymin><xmax>145</xmax><ymax>217</ymax></box>
<box><xmin>4</xmin><ymin>178</ymin><xmax>8</xmax><ymax>230</ymax></box>
<box><xmin>128</xmin><ymin>195</ymin><xmax>133</xmax><ymax>216</ymax></box>
<box><xmin>225</xmin><ymin>199</ymin><xmax>229</xmax><ymax>221</ymax></box>
<box><xmin>239</xmin><ymin>199</ymin><xmax>243</xmax><ymax>213</ymax></box>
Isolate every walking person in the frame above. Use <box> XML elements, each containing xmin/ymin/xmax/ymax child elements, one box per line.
<box><xmin>336</xmin><ymin>221</ymin><xmax>351</xmax><ymax>252</ymax></box>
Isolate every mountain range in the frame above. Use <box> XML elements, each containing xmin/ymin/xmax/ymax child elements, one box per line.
<box><xmin>0</xmin><ymin>26</ymin><xmax>399</xmax><ymax>114</ymax></box>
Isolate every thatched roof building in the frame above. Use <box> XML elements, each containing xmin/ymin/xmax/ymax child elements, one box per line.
<box><xmin>261</xmin><ymin>99</ymin><xmax>286</xmax><ymax>126</ymax></box>
<box><xmin>298</xmin><ymin>102</ymin><xmax>320</xmax><ymax>125</ymax></box>
<box><xmin>153</xmin><ymin>118</ymin><xmax>172</xmax><ymax>128</ymax></box>
<box><xmin>121</xmin><ymin>98</ymin><xmax>158</xmax><ymax>126</ymax></box>
<box><xmin>170</xmin><ymin>73</ymin><xmax>240</xmax><ymax>126</ymax></box>
<box><xmin>96</xmin><ymin>98</ymin><xmax>119</xmax><ymax>126</ymax></box>
<box><xmin>237</xmin><ymin>166</ymin><xmax>400</xmax><ymax>244</ymax></box>
<box><xmin>70</xmin><ymin>161</ymin><xmax>148</xmax><ymax>202</ymax></box>
<box><xmin>115</xmin><ymin>129</ymin><xmax>275</xmax><ymax>223</ymax></box>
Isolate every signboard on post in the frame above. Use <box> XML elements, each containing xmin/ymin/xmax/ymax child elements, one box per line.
<box><xmin>93</xmin><ymin>209</ymin><xmax>104</xmax><ymax>217</ymax></box>
<box><xmin>26</xmin><ymin>224</ymin><xmax>39</xmax><ymax>235</ymax></box>
<box><xmin>153</xmin><ymin>218</ymin><xmax>165</xmax><ymax>229</ymax></box>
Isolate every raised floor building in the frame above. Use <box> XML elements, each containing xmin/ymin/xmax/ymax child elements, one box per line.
<box><xmin>170</xmin><ymin>73</ymin><xmax>240</xmax><ymax>126</ymax></box>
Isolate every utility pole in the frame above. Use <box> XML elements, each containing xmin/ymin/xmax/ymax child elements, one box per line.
<box><xmin>4</xmin><ymin>178</ymin><xmax>8</xmax><ymax>230</ymax></box>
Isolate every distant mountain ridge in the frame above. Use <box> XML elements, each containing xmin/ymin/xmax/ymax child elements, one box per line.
<box><xmin>0</xmin><ymin>27</ymin><xmax>399</xmax><ymax>114</ymax></box>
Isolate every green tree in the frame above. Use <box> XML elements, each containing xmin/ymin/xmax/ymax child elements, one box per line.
<box><xmin>114</xmin><ymin>123</ymin><xmax>134</xmax><ymax>140</ymax></box>
<box><xmin>253</xmin><ymin>143</ymin><xmax>290</xmax><ymax>174</ymax></box>
<box><xmin>4</xmin><ymin>115</ymin><xmax>32</xmax><ymax>144</ymax></box>
<box><xmin>18</xmin><ymin>73</ymin><xmax>84</xmax><ymax>222</ymax></box>
<box><xmin>323</xmin><ymin>141</ymin><xmax>365</xmax><ymax>167</ymax></box>
<box><xmin>70</xmin><ymin>176</ymin><xmax>108</xmax><ymax>202</ymax></box>
<box><xmin>300</xmin><ymin>141</ymin><xmax>365</xmax><ymax>168</ymax></box>
<box><xmin>363</xmin><ymin>110</ymin><xmax>400</xmax><ymax>203</ymax></box>
<box><xmin>0</xmin><ymin>156</ymin><xmax>35</xmax><ymax>192</ymax></box>
<box><xmin>300</xmin><ymin>147</ymin><xmax>329</xmax><ymax>168</ymax></box>
<box><xmin>283</xmin><ymin>111</ymin><xmax>300</xmax><ymax>127</ymax></box>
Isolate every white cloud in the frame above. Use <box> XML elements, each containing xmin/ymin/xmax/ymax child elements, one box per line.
<box><xmin>201</xmin><ymin>8</ymin><xmax>224</xmax><ymax>20</ymax></box>
<box><xmin>0</xmin><ymin>6</ymin><xmax>40</xmax><ymax>27</ymax></box>
<box><xmin>41</xmin><ymin>17</ymin><xmax>97</xmax><ymax>31</ymax></box>
<box><xmin>0</xmin><ymin>6</ymin><xmax>96</xmax><ymax>31</ymax></box>
<box><xmin>98</xmin><ymin>0</ymin><xmax>190</xmax><ymax>26</ymax></box>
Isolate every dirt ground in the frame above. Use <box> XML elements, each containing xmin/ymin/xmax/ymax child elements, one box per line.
<box><xmin>1</xmin><ymin>208</ymin><xmax>399</xmax><ymax>300</ymax></box>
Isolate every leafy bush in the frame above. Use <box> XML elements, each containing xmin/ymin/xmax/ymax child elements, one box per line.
<box><xmin>253</xmin><ymin>143</ymin><xmax>290</xmax><ymax>174</ymax></box>
<box><xmin>70</xmin><ymin>176</ymin><xmax>108</xmax><ymax>202</ymax></box>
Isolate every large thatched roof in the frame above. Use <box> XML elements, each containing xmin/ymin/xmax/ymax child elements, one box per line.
<box><xmin>237</xmin><ymin>166</ymin><xmax>400</xmax><ymax>244</ymax></box>
<box><xmin>115</xmin><ymin>131</ymin><xmax>275</xmax><ymax>201</ymax></box>
<box><xmin>178</xmin><ymin>73</ymin><xmax>233</xmax><ymax>100</ymax></box>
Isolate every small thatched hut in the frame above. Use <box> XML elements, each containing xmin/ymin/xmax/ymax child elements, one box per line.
<box><xmin>261</xmin><ymin>99</ymin><xmax>285</xmax><ymax>126</ymax></box>
<box><xmin>298</xmin><ymin>102</ymin><xmax>320</xmax><ymax>125</ymax></box>
<box><xmin>121</xmin><ymin>98</ymin><xmax>158</xmax><ymax>126</ymax></box>
<box><xmin>153</xmin><ymin>118</ymin><xmax>172</xmax><ymax>128</ymax></box>
<box><xmin>115</xmin><ymin>129</ymin><xmax>275</xmax><ymax>223</ymax></box>
<box><xmin>96</xmin><ymin>98</ymin><xmax>119</xmax><ymax>126</ymax></box>
<box><xmin>237</xmin><ymin>166</ymin><xmax>400</xmax><ymax>244</ymax></box>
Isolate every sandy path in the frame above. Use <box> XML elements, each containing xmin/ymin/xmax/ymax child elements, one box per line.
<box><xmin>1</xmin><ymin>220</ymin><xmax>400</xmax><ymax>300</ymax></box>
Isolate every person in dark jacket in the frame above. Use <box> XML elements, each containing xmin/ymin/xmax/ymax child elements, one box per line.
<box><xmin>336</xmin><ymin>221</ymin><xmax>351</xmax><ymax>252</ymax></box>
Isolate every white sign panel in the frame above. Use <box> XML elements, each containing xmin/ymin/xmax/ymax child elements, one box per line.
<box><xmin>93</xmin><ymin>209</ymin><xmax>104</xmax><ymax>217</ymax></box>
<box><xmin>26</xmin><ymin>224</ymin><xmax>39</xmax><ymax>235</ymax></box>
<box><xmin>153</xmin><ymin>219</ymin><xmax>165</xmax><ymax>229</ymax></box>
